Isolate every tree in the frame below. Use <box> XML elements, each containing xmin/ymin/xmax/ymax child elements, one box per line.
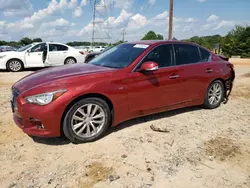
<box><xmin>20</xmin><ymin>37</ymin><xmax>32</xmax><ymax>45</ymax></box>
<box><xmin>157</xmin><ymin>34</ymin><xmax>164</xmax><ymax>40</ymax></box>
<box><xmin>221</xmin><ymin>25</ymin><xmax>250</xmax><ymax>57</ymax></box>
<box><xmin>141</xmin><ymin>31</ymin><xmax>164</xmax><ymax>40</ymax></box>
<box><xmin>0</xmin><ymin>41</ymin><xmax>7</xmax><ymax>45</ymax></box>
<box><xmin>33</xmin><ymin>38</ymin><xmax>42</xmax><ymax>42</ymax></box>
<box><xmin>184</xmin><ymin>35</ymin><xmax>222</xmax><ymax>50</ymax></box>
<box><xmin>66</xmin><ymin>41</ymin><xmax>108</xmax><ymax>47</ymax></box>
<box><xmin>113</xmin><ymin>40</ymin><xmax>124</xmax><ymax>46</ymax></box>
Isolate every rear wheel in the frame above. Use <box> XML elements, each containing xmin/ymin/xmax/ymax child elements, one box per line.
<box><xmin>7</xmin><ymin>59</ymin><xmax>23</xmax><ymax>72</ymax></box>
<box><xmin>64</xmin><ymin>57</ymin><xmax>76</xmax><ymax>65</ymax></box>
<box><xmin>203</xmin><ymin>80</ymin><xmax>225</xmax><ymax>109</ymax></box>
<box><xmin>63</xmin><ymin>98</ymin><xmax>111</xmax><ymax>143</ymax></box>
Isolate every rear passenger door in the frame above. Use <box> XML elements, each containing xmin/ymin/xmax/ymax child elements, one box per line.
<box><xmin>173</xmin><ymin>44</ymin><xmax>213</xmax><ymax>103</ymax></box>
<box><xmin>47</xmin><ymin>44</ymin><xmax>68</xmax><ymax>66</ymax></box>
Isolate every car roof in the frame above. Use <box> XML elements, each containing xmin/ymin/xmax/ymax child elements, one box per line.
<box><xmin>126</xmin><ymin>40</ymin><xmax>196</xmax><ymax>46</ymax></box>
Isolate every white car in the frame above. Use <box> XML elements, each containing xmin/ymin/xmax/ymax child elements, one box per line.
<box><xmin>90</xmin><ymin>46</ymin><xmax>105</xmax><ymax>53</ymax></box>
<box><xmin>0</xmin><ymin>42</ymin><xmax>86</xmax><ymax>72</ymax></box>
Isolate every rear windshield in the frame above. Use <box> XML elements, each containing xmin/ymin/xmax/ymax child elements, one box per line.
<box><xmin>89</xmin><ymin>43</ymin><xmax>149</xmax><ymax>68</ymax></box>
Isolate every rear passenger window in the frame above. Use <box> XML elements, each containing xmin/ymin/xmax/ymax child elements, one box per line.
<box><xmin>174</xmin><ymin>44</ymin><xmax>200</xmax><ymax>65</ymax></box>
<box><xmin>199</xmin><ymin>47</ymin><xmax>211</xmax><ymax>62</ymax></box>
<box><xmin>49</xmin><ymin>44</ymin><xmax>68</xmax><ymax>51</ymax></box>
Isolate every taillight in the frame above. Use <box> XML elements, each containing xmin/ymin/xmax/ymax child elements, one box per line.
<box><xmin>79</xmin><ymin>51</ymin><xmax>84</xmax><ymax>55</ymax></box>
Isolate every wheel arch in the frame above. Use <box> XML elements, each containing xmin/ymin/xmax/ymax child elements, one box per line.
<box><xmin>64</xmin><ymin>56</ymin><xmax>77</xmax><ymax>64</ymax></box>
<box><xmin>209</xmin><ymin>78</ymin><xmax>226</xmax><ymax>91</ymax></box>
<box><xmin>6</xmin><ymin>58</ymin><xmax>25</xmax><ymax>71</ymax></box>
<box><xmin>60</xmin><ymin>93</ymin><xmax>114</xmax><ymax>136</ymax></box>
<box><xmin>204</xmin><ymin>78</ymin><xmax>227</xmax><ymax>102</ymax></box>
<box><xmin>6</xmin><ymin>58</ymin><xmax>24</xmax><ymax>68</ymax></box>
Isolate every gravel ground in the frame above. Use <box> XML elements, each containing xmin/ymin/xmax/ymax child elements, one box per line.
<box><xmin>0</xmin><ymin>63</ymin><xmax>250</xmax><ymax>188</ymax></box>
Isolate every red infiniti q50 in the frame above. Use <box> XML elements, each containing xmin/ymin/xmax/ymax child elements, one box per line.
<box><xmin>11</xmin><ymin>41</ymin><xmax>235</xmax><ymax>143</ymax></box>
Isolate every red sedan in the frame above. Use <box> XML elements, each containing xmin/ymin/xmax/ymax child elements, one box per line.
<box><xmin>11</xmin><ymin>41</ymin><xmax>235</xmax><ymax>143</ymax></box>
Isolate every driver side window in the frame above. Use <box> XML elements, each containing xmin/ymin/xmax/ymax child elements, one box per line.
<box><xmin>30</xmin><ymin>43</ymin><xmax>47</xmax><ymax>52</ymax></box>
<box><xmin>142</xmin><ymin>44</ymin><xmax>173</xmax><ymax>68</ymax></box>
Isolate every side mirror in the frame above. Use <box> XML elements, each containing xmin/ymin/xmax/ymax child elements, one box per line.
<box><xmin>26</xmin><ymin>49</ymin><xmax>31</xmax><ymax>53</ymax></box>
<box><xmin>140</xmin><ymin>61</ymin><xmax>159</xmax><ymax>72</ymax></box>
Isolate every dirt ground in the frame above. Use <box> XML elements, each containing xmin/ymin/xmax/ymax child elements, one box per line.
<box><xmin>0</xmin><ymin>61</ymin><xmax>250</xmax><ymax>188</ymax></box>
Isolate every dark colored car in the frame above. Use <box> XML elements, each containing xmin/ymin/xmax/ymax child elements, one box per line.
<box><xmin>11</xmin><ymin>41</ymin><xmax>235</xmax><ymax>143</ymax></box>
<box><xmin>84</xmin><ymin>46</ymin><xmax>114</xmax><ymax>63</ymax></box>
<box><xmin>84</xmin><ymin>52</ymin><xmax>102</xmax><ymax>63</ymax></box>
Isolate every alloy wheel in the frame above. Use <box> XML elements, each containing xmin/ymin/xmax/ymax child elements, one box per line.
<box><xmin>9</xmin><ymin>60</ymin><xmax>22</xmax><ymax>71</ymax></box>
<box><xmin>71</xmin><ymin>103</ymin><xmax>105</xmax><ymax>138</ymax></box>
<box><xmin>66</xmin><ymin>58</ymin><xmax>75</xmax><ymax>64</ymax></box>
<box><xmin>208</xmin><ymin>82</ymin><xmax>223</xmax><ymax>105</ymax></box>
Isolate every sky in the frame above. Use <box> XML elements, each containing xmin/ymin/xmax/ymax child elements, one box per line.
<box><xmin>0</xmin><ymin>0</ymin><xmax>250</xmax><ymax>43</ymax></box>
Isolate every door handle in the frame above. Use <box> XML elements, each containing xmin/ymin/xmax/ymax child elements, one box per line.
<box><xmin>206</xmin><ymin>68</ymin><xmax>213</xmax><ymax>73</ymax></box>
<box><xmin>169</xmin><ymin>75</ymin><xmax>179</xmax><ymax>79</ymax></box>
<box><xmin>37</xmin><ymin>53</ymin><xmax>42</xmax><ymax>55</ymax></box>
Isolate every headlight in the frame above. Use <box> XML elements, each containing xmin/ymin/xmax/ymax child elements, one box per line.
<box><xmin>0</xmin><ymin>55</ymin><xmax>6</xmax><ymax>59</ymax></box>
<box><xmin>25</xmin><ymin>89</ymin><xmax>67</xmax><ymax>105</ymax></box>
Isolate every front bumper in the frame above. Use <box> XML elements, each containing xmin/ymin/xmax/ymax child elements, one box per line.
<box><xmin>0</xmin><ymin>58</ymin><xmax>7</xmax><ymax>69</ymax></box>
<box><xmin>13</xmin><ymin>113</ymin><xmax>59</xmax><ymax>137</ymax></box>
<box><xmin>11</xmin><ymin>92</ymin><xmax>64</xmax><ymax>138</ymax></box>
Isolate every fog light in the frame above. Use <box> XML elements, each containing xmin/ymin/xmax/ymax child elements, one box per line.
<box><xmin>29</xmin><ymin>118</ymin><xmax>45</xmax><ymax>130</ymax></box>
<box><xmin>37</xmin><ymin>124</ymin><xmax>45</xmax><ymax>130</ymax></box>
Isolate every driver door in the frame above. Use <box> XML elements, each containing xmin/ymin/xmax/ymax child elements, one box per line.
<box><xmin>25</xmin><ymin>43</ymin><xmax>47</xmax><ymax>67</ymax></box>
<box><xmin>124</xmin><ymin>44</ymin><xmax>185</xmax><ymax>117</ymax></box>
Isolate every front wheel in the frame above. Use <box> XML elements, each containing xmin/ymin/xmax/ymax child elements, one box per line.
<box><xmin>203</xmin><ymin>80</ymin><xmax>225</xmax><ymax>109</ymax></box>
<box><xmin>7</xmin><ymin>59</ymin><xmax>24</xmax><ymax>72</ymax></box>
<box><xmin>63</xmin><ymin>98</ymin><xmax>111</xmax><ymax>143</ymax></box>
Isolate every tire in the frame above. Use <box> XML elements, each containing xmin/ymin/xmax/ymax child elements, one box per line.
<box><xmin>64</xmin><ymin>57</ymin><xmax>76</xmax><ymax>65</ymax></box>
<box><xmin>203</xmin><ymin>80</ymin><xmax>225</xmax><ymax>109</ymax></box>
<box><xmin>63</xmin><ymin>98</ymin><xmax>111</xmax><ymax>143</ymax></box>
<box><xmin>7</xmin><ymin>59</ymin><xmax>24</xmax><ymax>72</ymax></box>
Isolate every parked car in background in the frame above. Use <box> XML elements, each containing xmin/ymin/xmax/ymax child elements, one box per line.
<box><xmin>11</xmin><ymin>40</ymin><xmax>235</xmax><ymax>143</ymax></box>
<box><xmin>0</xmin><ymin>42</ymin><xmax>86</xmax><ymax>72</ymax></box>
<box><xmin>0</xmin><ymin>46</ymin><xmax>17</xmax><ymax>52</ymax></box>
<box><xmin>83</xmin><ymin>46</ymin><xmax>91</xmax><ymax>52</ymax></box>
<box><xmin>84</xmin><ymin>52</ymin><xmax>102</xmax><ymax>63</ymax></box>
<box><xmin>84</xmin><ymin>46</ymin><xmax>114</xmax><ymax>63</ymax></box>
<box><xmin>89</xmin><ymin>46</ymin><xmax>105</xmax><ymax>53</ymax></box>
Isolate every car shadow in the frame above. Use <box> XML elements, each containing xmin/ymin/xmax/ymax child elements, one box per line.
<box><xmin>30</xmin><ymin>136</ymin><xmax>71</xmax><ymax>145</ymax></box>
<box><xmin>107</xmin><ymin>106</ymin><xmax>202</xmax><ymax>134</ymax></box>
<box><xmin>30</xmin><ymin>106</ymin><xmax>202</xmax><ymax>145</ymax></box>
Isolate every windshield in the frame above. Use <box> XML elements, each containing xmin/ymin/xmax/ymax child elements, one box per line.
<box><xmin>17</xmin><ymin>44</ymin><xmax>33</xmax><ymax>52</ymax></box>
<box><xmin>89</xmin><ymin>43</ymin><xmax>149</xmax><ymax>68</ymax></box>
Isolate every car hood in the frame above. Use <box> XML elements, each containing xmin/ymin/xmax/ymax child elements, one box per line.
<box><xmin>13</xmin><ymin>63</ymin><xmax>117</xmax><ymax>92</ymax></box>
